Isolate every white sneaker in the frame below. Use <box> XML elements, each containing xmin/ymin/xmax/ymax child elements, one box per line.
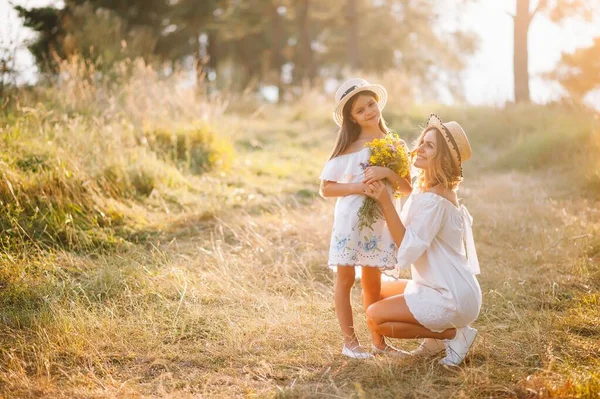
<box><xmin>410</xmin><ymin>338</ymin><xmax>445</xmax><ymax>357</ymax></box>
<box><xmin>371</xmin><ymin>344</ymin><xmax>412</xmax><ymax>358</ymax></box>
<box><xmin>439</xmin><ymin>326</ymin><xmax>478</xmax><ymax>366</ymax></box>
<box><xmin>342</xmin><ymin>344</ymin><xmax>374</xmax><ymax>359</ymax></box>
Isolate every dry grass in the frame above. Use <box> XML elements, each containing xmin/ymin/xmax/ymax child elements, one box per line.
<box><xmin>1</xmin><ymin>62</ymin><xmax>599</xmax><ymax>397</ymax></box>
<box><xmin>2</xmin><ymin>165</ymin><xmax>598</xmax><ymax>398</ymax></box>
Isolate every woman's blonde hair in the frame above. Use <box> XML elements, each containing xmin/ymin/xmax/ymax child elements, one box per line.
<box><xmin>329</xmin><ymin>91</ymin><xmax>389</xmax><ymax>160</ymax></box>
<box><xmin>413</xmin><ymin>127</ymin><xmax>462</xmax><ymax>191</ymax></box>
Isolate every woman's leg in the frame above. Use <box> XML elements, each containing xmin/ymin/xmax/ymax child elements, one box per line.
<box><xmin>334</xmin><ymin>266</ymin><xmax>358</xmax><ymax>345</ymax></box>
<box><xmin>366</xmin><ymin>295</ymin><xmax>456</xmax><ymax>340</ymax></box>
<box><xmin>361</xmin><ymin>267</ymin><xmax>384</xmax><ymax>347</ymax></box>
<box><xmin>380</xmin><ymin>279</ymin><xmax>410</xmax><ymax>299</ymax></box>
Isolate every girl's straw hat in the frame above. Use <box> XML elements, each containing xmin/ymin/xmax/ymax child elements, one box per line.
<box><xmin>427</xmin><ymin>114</ymin><xmax>472</xmax><ymax>172</ymax></box>
<box><xmin>333</xmin><ymin>78</ymin><xmax>388</xmax><ymax>126</ymax></box>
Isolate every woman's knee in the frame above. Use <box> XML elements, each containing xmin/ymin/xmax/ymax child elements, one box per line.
<box><xmin>366</xmin><ymin>303</ymin><xmax>382</xmax><ymax>325</ymax></box>
<box><xmin>366</xmin><ymin>306</ymin><xmax>384</xmax><ymax>334</ymax></box>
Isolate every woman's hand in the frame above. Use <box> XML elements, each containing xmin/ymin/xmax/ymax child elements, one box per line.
<box><xmin>363</xmin><ymin>181</ymin><xmax>389</xmax><ymax>203</ymax></box>
<box><xmin>363</xmin><ymin>166</ymin><xmax>390</xmax><ymax>185</ymax></box>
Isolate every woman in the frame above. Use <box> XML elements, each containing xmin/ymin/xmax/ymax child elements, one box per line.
<box><xmin>362</xmin><ymin>114</ymin><xmax>482</xmax><ymax>366</ymax></box>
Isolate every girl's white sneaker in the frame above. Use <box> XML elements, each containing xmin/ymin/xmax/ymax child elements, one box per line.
<box><xmin>439</xmin><ymin>326</ymin><xmax>478</xmax><ymax>366</ymax></box>
<box><xmin>342</xmin><ymin>344</ymin><xmax>374</xmax><ymax>359</ymax></box>
<box><xmin>410</xmin><ymin>338</ymin><xmax>445</xmax><ymax>357</ymax></box>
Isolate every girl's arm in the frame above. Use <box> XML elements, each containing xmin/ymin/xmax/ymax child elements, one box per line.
<box><xmin>320</xmin><ymin>181</ymin><xmax>368</xmax><ymax>198</ymax></box>
<box><xmin>363</xmin><ymin>167</ymin><xmax>412</xmax><ymax>194</ymax></box>
<box><xmin>363</xmin><ymin>181</ymin><xmax>406</xmax><ymax>246</ymax></box>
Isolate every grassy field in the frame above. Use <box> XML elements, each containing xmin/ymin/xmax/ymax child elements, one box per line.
<box><xmin>1</xmin><ymin>67</ymin><xmax>600</xmax><ymax>398</ymax></box>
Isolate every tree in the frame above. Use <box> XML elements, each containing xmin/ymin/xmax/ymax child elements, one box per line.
<box><xmin>346</xmin><ymin>0</ymin><xmax>360</xmax><ymax>69</ymax></box>
<box><xmin>14</xmin><ymin>0</ymin><xmax>478</xmax><ymax>102</ymax></box>
<box><xmin>550</xmin><ymin>37</ymin><xmax>600</xmax><ymax>100</ymax></box>
<box><xmin>14</xmin><ymin>0</ymin><xmax>172</xmax><ymax>73</ymax></box>
<box><xmin>293</xmin><ymin>0</ymin><xmax>316</xmax><ymax>86</ymax></box>
<box><xmin>509</xmin><ymin>0</ymin><xmax>596</xmax><ymax>103</ymax></box>
<box><xmin>14</xmin><ymin>5</ymin><xmax>67</xmax><ymax>73</ymax></box>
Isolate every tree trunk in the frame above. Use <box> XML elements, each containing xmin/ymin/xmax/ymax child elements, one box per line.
<box><xmin>271</xmin><ymin>2</ymin><xmax>285</xmax><ymax>103</ymax></box>
<box><xmin>514</xmin><ymin>0</ymin><xmax>531</xmax><ymax>103</ymax></box>
<box><xmin>346</xmin><ymin>0</ymin><xmax>360</xmax><ymax>69</ymax></box>
<box><xmin>195</xmin><ymin>31</ymin><xmax>205</xmax><ymax>96</ymax></box>
<box><xmin>207</xmin><ymin>30</ymin><xmax>218</xmax><ymax>89</ymax></box>
<box><xmin>295</xmin><ymin>0</ymin><xmax>314</xmax><ymax>86</ymax></box>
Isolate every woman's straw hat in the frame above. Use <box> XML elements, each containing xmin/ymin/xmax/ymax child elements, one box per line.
<box><xmin>333</xmin><ymin>78</ymin><xmax>387</xmax><ymax>126</ymax></box>
<box><xmin>427</xmin><ymin>114</ymin><xmax>472</xmax><ymax>171</ymax></box>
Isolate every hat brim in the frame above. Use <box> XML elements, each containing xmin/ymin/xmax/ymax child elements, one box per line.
<box><xmin>333</xmin><ymin>85</ymin><xmax>388</xmax><ymax>127</ymax></box>
<box><xmin>426</xmin><ymin>114</ymin><xmax>471</xmax><ymax>166</ymax></box>
<box><xmin>427</xmin><ymin>114</ymin><xmax>445</xmax><ymax>132</ymax></box>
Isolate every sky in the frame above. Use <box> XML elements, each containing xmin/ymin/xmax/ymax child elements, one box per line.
<box><xmin>2</xmin><ymin>0</ymin><xmax>599</xmax><ymax>108</ymax></box>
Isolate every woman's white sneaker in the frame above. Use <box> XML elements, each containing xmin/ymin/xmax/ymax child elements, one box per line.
<box><xmin>342</xmin><ymin>344</ymin><xmax>374</xmax><ymax>359</ymax></box>
<box><xmin>410</xmin><ymin>338</ymin><xmax>445</xmax><ymax>357</ymax></box>
<box><xmin>439</xmin><ymin>326</ymin><xmax>477</xmax><ymax>366</ymax></box>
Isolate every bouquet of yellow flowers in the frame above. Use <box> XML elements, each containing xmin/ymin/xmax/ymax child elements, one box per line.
<box><xmin>357</xmin><ymin>132</ymin><xmax>410</xmax><ymax>230</ymax></box>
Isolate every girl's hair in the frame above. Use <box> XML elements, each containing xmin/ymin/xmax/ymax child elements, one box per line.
<box><xmin>413</xmin><ymin>127</ymin><xmax>462</xmax><ymax>191</ymax></box>
<box><xmin>329</xmin><ymin>91</ymin><xmax>389</xmax><ymax>160</ymax></box>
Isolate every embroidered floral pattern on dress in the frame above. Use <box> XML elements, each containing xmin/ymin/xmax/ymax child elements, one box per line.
<box><xmin>334</xmin><ymin>234</ymin><xmax>351</xmax><ymax>253</ymax></box>
<box><xmin>362</xmin><ymin>235</ymin><xmax>380</xmax><ymax>253</ymax></box>
<box><xmin>320</xmin><ymin>146</ymin><xmax>404</xmax><ymax>271</ymax></box>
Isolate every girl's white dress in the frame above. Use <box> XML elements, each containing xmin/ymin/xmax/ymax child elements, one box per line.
<box><xmin>396</xmin><ymin>191</ymin><xmax>482</xmax><ymax>332</ymax></box>
<box><xmin>320</xmin><ymin>147</ymin><xmax>401</xmax><ymax>274</ymax></box>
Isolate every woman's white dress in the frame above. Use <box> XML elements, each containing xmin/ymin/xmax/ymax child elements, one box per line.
<box><xmin>320</xmin><ymin>147</ymin><xmax>402</xmax><ymax>274</ymax></box>
<box><xmin>396</xmin><ymin>191</ymin><xmax>482</xmax><ymax>332</ymax></box>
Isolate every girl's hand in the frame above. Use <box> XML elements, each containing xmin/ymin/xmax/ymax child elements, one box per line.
<box><xmin>363</xmin><ymin>166</ymin><xmax>390</xmax><ymax>185</ymax></box>
<box><xmin>363</xmin><ymin>181</ymin><xmax>389</xmax><ymax>203</ymax></box>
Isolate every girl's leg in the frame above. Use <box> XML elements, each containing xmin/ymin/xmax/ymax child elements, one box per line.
<box><xmin>366</xmin><ymin>295</ymin><xmax>456</xmax><ymax>340</ymax></box>
<box><xmin>361</xmin><ymin>267</ymin><xmax>384</xmax><ymax>348</ymax></box>
<box><xmin>334</xmin><ymin>266</ymin><xmax>357</xmax><ymax>345</ymax></box>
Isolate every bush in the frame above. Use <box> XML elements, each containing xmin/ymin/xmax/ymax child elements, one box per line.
<box><xmin>142</xmin><ymin>124</ymin><xmax>234</xmax><ymax>175</ymax></box>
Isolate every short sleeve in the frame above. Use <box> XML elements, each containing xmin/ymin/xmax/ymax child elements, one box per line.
<box><xmin>396</xmin><ymin>196</ymin><xmax>445</xmax><ymax>269</ymax></box>
<box><xmin>319</xmin><ymin>154</ymin><xmax>364</xmax><ymax>183</ymax></box>
<box><xmin>319</xmin><ymin>158</ymin><xmax>345</xmax><ymax>181</ymax></box>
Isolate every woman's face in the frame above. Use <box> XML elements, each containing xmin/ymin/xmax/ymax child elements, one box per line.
<box><xmin>350</xmin><ymin>94</ymin><xmax>381</xmax><ymax>128</ymax></box>
<box><xmin>414</xmin><ymin>128</ymin><xmax>438</xmax><ymax>170</ymax></box>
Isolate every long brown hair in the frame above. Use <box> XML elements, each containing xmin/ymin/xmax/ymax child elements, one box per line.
<box><xmin>329</xmin><ymin>91</ymin><xmax>389</xmax><ymax>160</ymax></box>
<box><xmin>413</xmin><ymin>127</ymin><xmax>462</xmax><ymax>191</ymax></box>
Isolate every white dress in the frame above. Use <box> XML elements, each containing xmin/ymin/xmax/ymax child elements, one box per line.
<box><xmin>320</xmin><ymin>147</ymin><xmax>401</xmax><ymax>274</ymax></box>
<box><xmin>396</xmin><ymin>191</ymin><xmax>482</xmax><ymax>333</ymax></box>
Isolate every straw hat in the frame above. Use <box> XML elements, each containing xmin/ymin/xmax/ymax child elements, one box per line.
<box><xmin>427</xmin><ymin>114</ymin><xmax>472</xmax><ymax>173</ymax></box>
<box><xmin>333</xmin><ymin>78</ymin><xmax>387</xmax><ymax>126</ymax></box>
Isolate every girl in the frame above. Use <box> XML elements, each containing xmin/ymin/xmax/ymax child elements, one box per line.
<box><xmin>363</xmin><ymin>114</ymin><xmax>482</xmax><ymax>366</ymax></box>
<box><xmin>319</xmin><ymin>78</ymin><xmax>412</xmax><ymax>359</ymax></box>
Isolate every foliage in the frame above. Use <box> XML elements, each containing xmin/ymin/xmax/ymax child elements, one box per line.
<box><xmin>549</xmin><ymin>37</ymin><xmax>600</xmax><ymax>100</ymax></box>
<box><xmin>143</xmin><ymin>125</ymin><xmax>234</xmax><ymax>175</ymax></box>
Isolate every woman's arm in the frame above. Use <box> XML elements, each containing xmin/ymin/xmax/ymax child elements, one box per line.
<box><xmin>386</xmin><ymin>170</ymin><xmax>412</xmax><ymax>195</ymax></box>
<box><xmin>364</xmin><ymin>181</ymin><xmax>406</xmax><ymax>246</ymax></box>
<box><xmin>320</xmin><ymin>181</ymin><xmax>368</xmax><ymax>198</ymax></box>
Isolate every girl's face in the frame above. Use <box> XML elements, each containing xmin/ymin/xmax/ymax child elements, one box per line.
<box><xmin>414</xmin><ymin>128</ymin><xmax>438</xmax><ymax>170</ymax></box>
<box><xmin>350</xmin><ymin>94</ymin><xmax>381</xmax><ymax>128</ymax></box>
